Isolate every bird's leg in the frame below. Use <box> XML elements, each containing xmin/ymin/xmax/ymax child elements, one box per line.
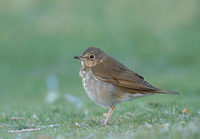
<box><xmin>103</xmin><ymin>105</ymin><xmax>115</xmax><ymax>126</ymax></box>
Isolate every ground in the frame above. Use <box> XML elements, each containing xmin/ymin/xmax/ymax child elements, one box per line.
<box><xmin>0</xmin><ymin>92</ymin><xmax>200</xmax><ymax>138</ymax></box>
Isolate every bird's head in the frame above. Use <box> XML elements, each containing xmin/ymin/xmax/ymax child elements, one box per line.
<box><xmin>74</xmin><ymin>47</ymin><xmax>106</xmax><ymax>69</ymax></box>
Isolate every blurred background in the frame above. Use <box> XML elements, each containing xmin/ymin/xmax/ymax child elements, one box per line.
<box><xmin>0</xmin><ymin>0</ymin><xmax>200</xmax><ymax>109</ymax></box>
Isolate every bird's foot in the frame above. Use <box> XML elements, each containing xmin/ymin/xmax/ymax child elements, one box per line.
<box><xmin>101</xmin><ymin>119</ymin><xmax>108</xmax><ymax>126</ymax></box>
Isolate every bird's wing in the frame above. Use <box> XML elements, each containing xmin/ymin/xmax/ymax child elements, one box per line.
<box><xmin>92</xmin><ymin>56</ymin><xmax>161</xmax><ymax>94</ymax></box>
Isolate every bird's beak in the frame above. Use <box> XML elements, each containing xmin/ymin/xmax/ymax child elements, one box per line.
<box><xmin>74</xmin><ymin>56</ymin><xmax>82</xmax><ymax>60</ymax></box>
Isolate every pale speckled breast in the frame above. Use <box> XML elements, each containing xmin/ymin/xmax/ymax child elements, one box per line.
<box><xmin>79</xmin><ymin>68</ymin><xmax>151</xmax><ymax>107</ymax></box>
<box><xmin>80</xmin><ymin>69</ymin><xmax>119</xmax><ymax>107</ymax></box>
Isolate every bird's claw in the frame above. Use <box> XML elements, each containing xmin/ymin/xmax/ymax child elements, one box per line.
<box><xmin>101</xmin><ymin>119</ymin><xmax>107</xmax><ymax>126</ymax></box>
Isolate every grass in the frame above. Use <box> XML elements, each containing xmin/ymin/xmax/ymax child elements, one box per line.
<box><xmin>0</xmin><ymin>0</ymin><xmax>200</xmax><ymax>138</ymax></box>
<box><xmin>1</xmin><ymin>94</ymin><xmax>200</xmax><ymax>138</ymax></box>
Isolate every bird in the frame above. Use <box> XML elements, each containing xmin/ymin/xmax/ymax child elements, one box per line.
<box><xmin>74</xmin><ymin>47</ymin><xmax>180</xmax><ymax>126</ymax></box>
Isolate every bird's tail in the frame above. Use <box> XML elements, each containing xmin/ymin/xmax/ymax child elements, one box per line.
<box><xmin>155</xmin><ymin>90</ymin><xmax>180</xmax><ymax>95</ymax></box>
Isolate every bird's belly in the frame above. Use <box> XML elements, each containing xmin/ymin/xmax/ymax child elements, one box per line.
<box><xmin>118</xmin><ymin>93</ymin><xmax>152</xmax><ymax>102</ymax></box>
<box><xmin>80</xmin><ymin>69</ymin><xmax>118</xmax><ymax>107</ymax></box>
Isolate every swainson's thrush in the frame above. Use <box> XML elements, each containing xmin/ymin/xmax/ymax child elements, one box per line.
<box><xmin>74</xmin><ymin>47</ymin><xmax>180</xmax><ymax>126</ymax></box>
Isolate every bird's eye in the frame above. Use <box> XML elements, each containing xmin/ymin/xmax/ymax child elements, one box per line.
<box><xmin>90</xmin><ymin>55</ymin><xmax>94</xmax><ymax>59</ymax></box>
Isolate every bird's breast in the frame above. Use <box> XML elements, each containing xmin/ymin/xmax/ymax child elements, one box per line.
<box><xmin>79</xmin><ymin>69</ymin><xmax>119</xmax><ymax>107</ymax></box>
